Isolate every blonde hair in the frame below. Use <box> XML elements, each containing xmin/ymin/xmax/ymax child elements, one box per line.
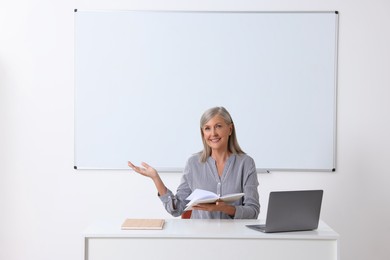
<box><xmin>199</xmin><ymin>106</ymin><xmax>245</xmax><ymax>162</ymax></box>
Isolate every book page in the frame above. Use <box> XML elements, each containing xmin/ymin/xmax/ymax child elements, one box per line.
<box><xmin>219</xmin><ymin>193</ymin><xmax>245</xmax><ymax>203</ymax></box>
<box><xmin>184</xmin><ymin>189</ymin><xmax>245</xmax><ymax>211</ymax></box>
<box><xmin>186</xmin><ymin>189</ymin><xmax>217</xmax><ymax>201</ymax></box>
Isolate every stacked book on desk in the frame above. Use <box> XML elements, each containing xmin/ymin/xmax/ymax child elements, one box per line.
<box><xmin>121</xmin><ymin>219</ymin><xmax>165</xmax><ymax>230</ymax></box>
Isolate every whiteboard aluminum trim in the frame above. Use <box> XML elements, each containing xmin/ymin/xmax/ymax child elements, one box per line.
<box><xmin>74</xmin><ymin>10</ymin><xmax>339</xmax><ymax>172</ymax></box>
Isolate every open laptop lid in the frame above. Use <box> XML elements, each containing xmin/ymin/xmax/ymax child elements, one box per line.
<box><xmin>248</xmin><ymin>190</ymin><xmax>323</xmax><ymax>233</ymax></box>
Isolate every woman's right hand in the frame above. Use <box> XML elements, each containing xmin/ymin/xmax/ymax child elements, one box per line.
<box><xmin>128</xmin><ymin>161</ymin><xmax>158</xmax><ymax>179</ymax></box>
<box><xmin>128</xmin><ymin>161</ymin><xmax>167</xmax><ymax>196</ymax></box>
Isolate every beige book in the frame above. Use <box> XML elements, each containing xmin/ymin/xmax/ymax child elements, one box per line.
<box><xmin>121</xmin><ymin>219</ymin><xmax>165</xmax><ymax>230</ymax></box>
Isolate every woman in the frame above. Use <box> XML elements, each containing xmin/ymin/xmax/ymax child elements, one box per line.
<box><xmin>128</xmin><ymin>106</ymin><xmax>260</xmax><ymax>219</ymax></box>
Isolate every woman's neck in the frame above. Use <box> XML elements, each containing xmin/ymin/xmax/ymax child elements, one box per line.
<box><xmin>211</xmin><ymin>150</ymin><xmax>231</xmax><ymax>164</ymax></box>
<box><xmin>211</xmin><ymin>150</ymin><xmax>231</xmax><ymax>176</ymax></box>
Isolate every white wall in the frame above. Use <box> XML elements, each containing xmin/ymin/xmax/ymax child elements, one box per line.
<box><xmin>0</xmin><ymin>1</ymin><xmax>389</xmax><ymax>260</ymax></box>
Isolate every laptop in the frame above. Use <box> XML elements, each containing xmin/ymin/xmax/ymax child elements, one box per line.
<box><xmin>246</xmin><ymin>190</ymin><xmax>323</xmax><ymax>233</ymax></box>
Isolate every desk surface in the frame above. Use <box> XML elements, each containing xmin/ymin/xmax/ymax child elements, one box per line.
<box><xmin>84</xmin><ymin>219</ymin><xmax>338</xmax><ymax>240</ymax></box>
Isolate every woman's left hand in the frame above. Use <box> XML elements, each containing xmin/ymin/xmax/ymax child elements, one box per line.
<box><xmin>192</xmin><ymin>201</ymin><xmax>236</xmax><ymax>216</ymax></box>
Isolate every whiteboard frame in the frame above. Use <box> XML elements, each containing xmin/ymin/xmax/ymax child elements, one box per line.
<box><xmin>74</xmin><ymin>10</ymin><xmax>339</xmax><ymax>172</ymax></box>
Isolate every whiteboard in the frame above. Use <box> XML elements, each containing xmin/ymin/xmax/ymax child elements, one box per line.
<box><xmin>74</xmin><ymin>11</ymin><xmax>338</xmax><ymax>172</ymax></box>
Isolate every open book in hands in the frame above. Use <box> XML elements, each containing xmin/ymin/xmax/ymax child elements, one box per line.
<box><xmin>184</xmin><ymin>189</ymin><xmax>244</xmax><ymax>211</ymax></box>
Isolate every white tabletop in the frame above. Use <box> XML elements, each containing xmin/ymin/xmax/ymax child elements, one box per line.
<box><xmin>84</xmin><ymin>219</ymin><xmax>339</xmax><ymax>240</ymax></box>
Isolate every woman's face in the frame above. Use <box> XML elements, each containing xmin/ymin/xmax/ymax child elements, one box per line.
<box><xmin>202</xmin><ymin>115</ymin><xmax>232</xmax><ymax>152</ymax></box>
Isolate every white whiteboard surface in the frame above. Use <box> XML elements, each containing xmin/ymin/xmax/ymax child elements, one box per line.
<box><xmin>74</xmin><ymin>11</ymin><xmax>338</xmax><ymax>172</ymax></box>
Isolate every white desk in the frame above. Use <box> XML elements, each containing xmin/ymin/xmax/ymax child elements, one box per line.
<box><xmin>84</xmin><ymin>219</ymin><xmax>339</xmax><ymax>260</ymax></box>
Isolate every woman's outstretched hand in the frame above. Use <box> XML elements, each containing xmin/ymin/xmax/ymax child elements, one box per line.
<box><xmin>128</xmin><ymin>161</ymin><xmax>167</xmax><ymax>196</ymax></box>
<box><xmin>128</xmin><ymin>161</ymin><xmax>158</xmax><ymax>179</ymax></box>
